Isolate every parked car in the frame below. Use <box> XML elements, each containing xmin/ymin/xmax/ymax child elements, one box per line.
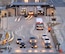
<box><xmin>20</xmin><ymin>42</ymin><xmax>26</xmax><ymax>48</ymax></box>
<box><xmin>16</xmin><ymin>38</ymin><xmax>23</xmax><ymax>44</ymax></box>
<box><xmin>29</xmin><ymin>37</ymin><xmax>37</xmax><ymax>43</ymax></box>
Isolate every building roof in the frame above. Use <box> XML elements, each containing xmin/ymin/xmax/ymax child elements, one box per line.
<box><xmin>0</xmin><ymin>6</ymin><xmax>6</xmax><ymax>10</ymax></box>
<box><xmin>11</xmin><ymin>2</ymin><xmax>49</xmax><ymax>6</ymax></box>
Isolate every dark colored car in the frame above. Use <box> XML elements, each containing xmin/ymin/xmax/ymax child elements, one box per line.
<box><xmin>20</xmin><ymin>42</ymin><xmax>26</xmax><ymax>48</ymax></box>
<box><xmin>31</xmin><ymin>43</ymin><xmax>38</xmax><ymax>48</ymax></box>
<box><xmin>29</xmin><ymin>37</ymin><xmax>37</xmax><ymax>44</ymax></box>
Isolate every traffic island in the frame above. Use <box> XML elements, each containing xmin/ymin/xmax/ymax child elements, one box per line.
<box><xmin>50</xmin><ymin>28</ymin><xmax>63</xmax><ymax>54</ymax></box>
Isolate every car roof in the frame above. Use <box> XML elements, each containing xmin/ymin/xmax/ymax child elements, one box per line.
<box><xmin>20</xmin><ymin>42</ymin><xmax>25</xmax><ymax>45</ymax></box>
<box><xmin>30</xmin><ymin>37</ymin><xmax>36</xmax><ymax>39</ymax></box>
<box><xmin>42</xmin><ymin>35</ymin><xmax>47</xmax><ymax>36</ymax></box>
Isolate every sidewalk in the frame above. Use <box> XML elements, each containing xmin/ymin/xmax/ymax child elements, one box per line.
<box><xmin>53</xmin><ymin>25</ymin><xmax>65</xmax><ymax>54</ymax></box>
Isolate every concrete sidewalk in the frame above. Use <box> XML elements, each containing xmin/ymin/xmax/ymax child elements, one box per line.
<box><xmin>53</xmin><ymin>25</ymin><xmax>65</xmax><ymax>54</ymax></box>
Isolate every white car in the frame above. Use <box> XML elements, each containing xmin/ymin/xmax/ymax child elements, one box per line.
<box><xmin>44</xmin><ymin>38</ymin><xmax>52</xmax><ymax>49</ymax></box>
<box><xmin>41</xmin><ymin>35</ymin><xmax>48</xmax><ymax>39</ymax></box>
<box><xmin>42</xmin><ymin>35</ymin><xmax>51</xmax><ymax>43</ymax></box>
<box><xmin>44</xmin><ymin>38</ymin><xmax>51</xmax><ymax>43</ymax></box>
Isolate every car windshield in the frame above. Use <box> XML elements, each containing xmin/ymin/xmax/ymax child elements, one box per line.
<box><xmin>31</xmin><ymin>43</ymin><xmax>36</xmax><ymax>46</ymax></box>
<box><xmin>45</xmin><ymin>43</ymin><xmax>50</xmax><ymax>45</ymax></box>
<box><xmin>17</xmin><ymin>39</ymin><xmax>22</xmax><ymax>40</ymax></box>
<box><xmin>45</xmin><ymin>39</ymin><xmax>49</xmax><ymax>40</ymax></box>
<box><xmin>21</xmin><ymin>42</ymin><xmax>25</xmax><ymax>45</ymax></box>
<box><xmin>43</xmin><ymin>35</ymin><xmax>47</xmax><ymax>36</ymax></box>
<box><xmin>30</xmin><ymin>37</ymin><xmax>36</xmax><ymax>39</ymax></box>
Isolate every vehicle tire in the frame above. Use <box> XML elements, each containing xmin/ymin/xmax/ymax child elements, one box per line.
<box><xmin>20</xmin><ymin>47</ymin><xmax>22</xmax><ymax>48</ymax></box>
<box><xmin>42</xmin><ymin>29</ymin><xmax>43</xmax><ymax>30</ymax></box>
<box><xmin>36</xmin><ymin>29</ymin><xmax>38</xmax><ymax>30</ymax></box>
<box><xmin>24</xmin><ymin>47</ymin><xmax>26</xmax><ymax>48</ymax></box>
<box><xmin>16</xmin><ymin>43</ymin><xmax>19</xmax><ymax>44</ymax></box>
<box><xmin>31</xmin><ymin>47</ymin><xmax>33</xmax><ymax>48</ymax></box>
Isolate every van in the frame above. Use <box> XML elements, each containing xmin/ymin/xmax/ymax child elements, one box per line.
<box><xmin>35</xmin><ymin>18</ymin><xmax>44</xmax><ymax>30</ymax></box>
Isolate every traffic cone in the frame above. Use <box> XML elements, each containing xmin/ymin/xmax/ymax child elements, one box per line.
<box><xmin>48</xmin><ymin>27</ymin><xmax>51</xmax><ymax>32</ymax></box>
<box><xmin>59</xmin><ymin>49</ymin><xmax>63</xmax><ymax>53</ymax></box>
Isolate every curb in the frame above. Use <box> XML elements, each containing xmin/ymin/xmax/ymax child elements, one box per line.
<box><xmin>8</xmin><ymin>32</ymin><xmax>14</xmax><ymax>42</ymax></box>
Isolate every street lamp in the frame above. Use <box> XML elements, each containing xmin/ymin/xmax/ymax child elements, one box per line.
<box><xmin>56</xmin><ymin>43</ymin><xmax>60</xmax><ymax>51</ymax></box>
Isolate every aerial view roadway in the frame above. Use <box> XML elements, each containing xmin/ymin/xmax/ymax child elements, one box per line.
<box><xmin>0</xmin><ymin>0</ymin><xmax>65</xmax><ymax>54</ymax></box>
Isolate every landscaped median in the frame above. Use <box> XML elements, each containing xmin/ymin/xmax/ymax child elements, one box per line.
<box><xmin>1</xmin><ymin>31</ymin><xmax>14</xmax><ymax>45</ymax></box>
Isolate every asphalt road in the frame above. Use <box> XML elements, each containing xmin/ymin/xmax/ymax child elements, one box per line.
<box><xmin>0</xmin><ymin>16</ymin><xmax>58</xmax><ymax>54</ymax></box>
<box><xmin>47</xmin><ymin>0</ymin><xmax>65</xmax><ymax>7</ymax></box>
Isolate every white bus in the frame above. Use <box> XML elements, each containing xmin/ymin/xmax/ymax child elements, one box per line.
<box><xmin>35</xmin><ymin>18</ymin><xmax>44</xmax><ymax>30</ymax></box>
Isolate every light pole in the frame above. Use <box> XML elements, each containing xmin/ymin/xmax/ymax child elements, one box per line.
<box><xmin>49</xmin><ymin>7</ymin><xmax>50</xmax><ymax>23</ymax></box>
<box><xmin>6</xmin><ymin>11</ymin><xmax>8</xmax><ymax>31</ymax></box>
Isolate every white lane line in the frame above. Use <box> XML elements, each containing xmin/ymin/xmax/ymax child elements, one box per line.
<box><xmin>15</xmin><ymin>16</ymin><xmax>22</xmax><ymax>22</ymax></box>
<box><xmin>30</xmin><ymin>24</ymin><xmax>35</xmax><ymax>35</ymax></box>
<box><xmin>18</xmin><ymin>18</ymin><xmax>21</xmax><ymax>22</ymax></box>
<box><xmin>15</xmin><ymin>18</ymin><xmax>18</xmax><ymax>22</ymax></box>
<box><xmin>18</xmin><ymin>16</ymin><xmax>22</xmax><ymax>22</ymax></box>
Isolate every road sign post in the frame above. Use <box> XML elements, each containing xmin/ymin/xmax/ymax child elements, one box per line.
<box><xmin>56</xmin><ymin>43</ymin><xmax>60</xmax><ymax>51</ymax></box>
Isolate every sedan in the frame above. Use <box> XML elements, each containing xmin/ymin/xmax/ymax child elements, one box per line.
<box><xmin>29</xmin><ymin>37</ymin><xmax>37</xmax><ymax>44</ymax></box>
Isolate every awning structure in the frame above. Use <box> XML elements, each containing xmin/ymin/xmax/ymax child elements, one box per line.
<box><xmin>0</xmin><ymin>6</ymin><xmax>6</xmax><ymax>10</ymax></box>
<box><xmin>10</xmin><ymin>2</ymin><xmax>49</xmax><ymax>6</ymax></box>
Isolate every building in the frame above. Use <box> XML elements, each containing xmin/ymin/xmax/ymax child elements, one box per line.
<box><xmin>0</xmin><ymin>0</ymin><xmax>55</xmax><ymax>17</ymax></box>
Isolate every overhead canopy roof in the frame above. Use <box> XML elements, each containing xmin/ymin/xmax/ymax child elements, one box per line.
<box><xmin>0</xmin><ymin>6</ymin><xmax>6</xmax><ymax>10</ymax></box>
<box><xmin>11</xmin><ymin>2</ymin><xmax>49</xmax><ymax>6</ymax></box>
<box><xmin>9</xmin><ymin>2</ymin><xmax>55</xmax><ymax>9</ymax></box>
